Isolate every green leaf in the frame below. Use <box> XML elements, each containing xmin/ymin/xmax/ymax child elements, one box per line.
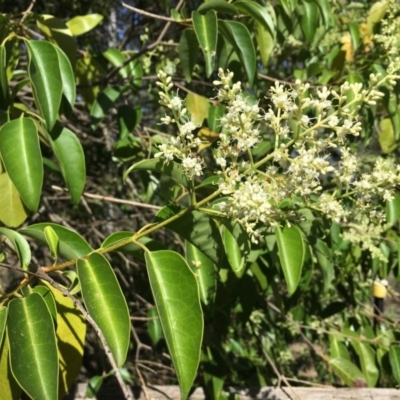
<box><xmin>145</xmin><ymin>250</ymin><xmax>203</xmax><ymax>399</ymax></box>
<box><xmin>329</xmin><ymin>333</ymin><xmax>350</xmax><ymax>360</ymax></box>
<box><xmin>91</xmin><ymin>86</ymin><xmax>122</xmax><ymax>130</ymax></box>
<box><xmin>44</xmin><ymin>225</ymin><xmax>59</xmax><ymax>260</ymax></box>
<box><xmin>50</xmin><ymin>126</ymin><xmax>86</xmax><ymax>204</ymax></box>
<box><xmin>234</xmin><ymin>0</ymin><xmax>275</xmax><ymax>34</ymax></box>
<box><xmin>178</xmin><ymin>29</ymin><xmax>199</xmax><ymax>83</ymax></box>
<box><xmin>389</xmin><ymin>345</ymin><xmax>400</xmax><ymax>385</ymax></box>
<box><xmin>218</xmin><ymin>20</ymin><xmax>256</xmax><ymax>86</ymax></box>
<box><xmin>192</xmin><ymin>10</ymin><xmax>218</xmax><ymax>77</ymax></box>
<box><xmin>275</xmin><ymin>224</ymin><xmax>305</xmax><ymax>295</ymax></box>
<box><xmin>42</xmin><ymin>282</ymin><xmax>87</xmax><ymax>398</ymax></box>
<box><xmin>0</xmin><ymin>45</ymin><xmax>10</xmax><ymax>108</ymax></box>
<box><xmin>36</xmin><ymin>15</ymin><xmax>77</xmax><ymax>68</ymax></box>
<box><xmin>155</xmin><ymin>206</ymin><xmax>223</xmax><ymax>265</ymax></box>
<box><xmin>386</xmin><ymin>193</ymin><xmax>400</xmax><ymax>226</ymax></box>
<box><xmin>351</xmin><ymin>341</ymin><xmax>379</xmax><ymax>387</ymax></box>
<box><xmin>103</xmin><ymin>49</ymin><xmax>142</xmax><ymax>86</ymax></box>
<box><xmin>54</xmin><ymin>46</ymin><xmax>76</xmax><ymax>109</ymax></box>
<box><xmin>221</xmin><ymin>222</ymin><xmax>250</xmax><ymax>278</ymax></box>
<box><xmin>26</xmin><ymin>40</ymin><xmax>63</xmax><ymax>131</ymax></box>
<box><xmin>185</xmin><ymin>241</ymin><xmax>217</xmax><ymax>306</ymax></box>
<box><xmin>0</xmin><ymin>172</ymin><xmax>27</xmax><ymax>227</ymax></box>
<box><xmin>379</xmin><ymin>118</ymin><xmax>397</xmax><ymax>154</ymax></box>
<box><xmin>77</xmin><ymin>253</ymin><xmax>130</xmax><ymax>367</ymax></box>
<box><xmin>0</xmin><ymin>330</ymin><xmax>22</xmax><ymax>400</ymax></box>
<box><xmin>256</xmin><ymin>22</ymin><xmax>275</xmax><ymax>66</ymax></box>
<box><xmin>117</xmin><ymin>105</ymin><xmax>142</xmax><ymax>139</ymax></box>
<box><xmin>186</xmin><ymin>93</ymin><xmax>210</xmax><ymax>126</ymax></box>
<box><xmin>147</xmin><ymin>308</ymin><xmax>163</xmax><ymax>346</ymax></box>
<box><xmin>300</xmin><ymin>0</ymin><xmax>319</xmax><ymax>44</ymax></box>
<box><xmin>20</xmin><ymin>223</ymin><xmax>92</xmax><ymax>260</ymax></box>
<box><xmin>8</xmin><ymin>293</ymin><xmax>59</xmax><ymax>400</ymax></box>
<box><xmin>66</xmin><ymin>14</ymin><xmax>103</xmax><ymax>36</ymax></box>
<box><xmin>31</xmin><ymin>285</ymin><xmax>57</xmax><ymax>322</ymax></box>
<box><xmin>0</xmin><ymin>118</ymin><xmax>43</xmax><ymax>211</ymax></box>
<box><xmin>329</xmin><ymin>358</ymin><xmax>366</xmax><ymax>387</ymax></box>
<box><xmin>0</xmin><ymin>307</ymin><xmax>7</xmax><ymax>345</ymax></box>
<box><xmin>314</xmin><ymin>239</ymin><xmax>334</xmax><ymax>293</ymax></box>
<box><xmin>124</xmin><ymin>158</ymin><xmax>189</xmax><ymax>188</ymax></box>
<box><xmin>0</xmin><ymin>228</ymin><xmax>31</xmax><ymax>270</ymax></box>
<box><xmin>197</xmin><ymin>0</ymin><xmax>238</xmax><ymax>15</ymax></box>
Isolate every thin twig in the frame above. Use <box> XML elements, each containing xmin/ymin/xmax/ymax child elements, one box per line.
<box><xmin>51</xmin><ymin>185</ymin><xmax>161</xmax><ymax>210</ymax></box>
<box><xmin>120</xmin><ymin>2</ymin><xmax>176</xmax><ymax>22</ymax></box>
<box><xmin>20</xmin><ymin>0</ymin><xmax>36</xmax><ymax>24</ymax></box>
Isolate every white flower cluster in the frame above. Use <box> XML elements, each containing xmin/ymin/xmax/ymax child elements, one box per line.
<box><xmin>154</xmin><ymin>66</ymin><xmax>400</xmax><ymax>257</ymax></box>
<box><xmin>155</xmin><ymin>70</ymin><xmax>203</xmax><ymax>179</ymax></box>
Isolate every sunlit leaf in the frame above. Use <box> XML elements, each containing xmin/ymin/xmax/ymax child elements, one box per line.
<box><xmin>20</xmin><ymin>223</ymin><xmax>92</xmax><ymax>260</ymax></box>
<box><xmin>351</xmin><ymin>340</ymin><xmax>379</xmax><ymax>387</ymax></box>
<box><xmin>300</xmin><ymin>0</ymin><xmax>319</xmax><ymax>44</ymax></box>
<box><xmin>197</xmin><ymin>0</ymin><xmax>238</xmax><ymax>14</ymax></box>
<box><xmin>389</xmin><ymin>345</ymin><xmax>400</xmax><ymax>385</ymax></box>
<box><xmin>178</xmin><ymin>29</ymin><xmax>199</xmax><ymax>83</ymax></box>
<box><xmin>0</xmin><ymin>118</ymin><xmax>43</xmax><ymax>211</ymax></box>
<box><xmin>77</xmin><ymin>253</ymin><xmax>130</xmax><ymax>367</ymax></box>
<box><xmin>192</xmin><ymin>10</ymin><xmax>218</xmax><ymax>77</ymax></box>
<box><xmin>235</xmin><ymin>0</ymin><xmax>275</xmax><ymax>34</ymax></box>
<box><xmin>145</xmin><ymin>250</ymin><xmax>203</xmax><ymax>399</ymax></box>
<box><xmin>0</xmin><ymin>227</ymin><xmax>31</xmax><ymax>270</ymax></box>
<box><xmin>42</xmin><ymin>282</ymin><xmax>87</xmax><ymax>398</ymax></box>
<box><xmin>275</xmin><ymin>224</ymin><xmax>305</xmax><ymax>295</ymax></box>
<box><xmin>147</xmin><ymin>308</ymin><xmax>163</xmax><ymax>346</ymax></box>
<box><xmin>8</xmin><ymin>293</ymin><xmax>59</xmax><ymax>400</ymax></box>
<box><xmin>50</xmin><ymin>126</ymin><xmax>86</xmax><ymax>204</ymax></box>
<box><xmin>66</xmin><ymin>14</ymin><xmax>104</xmax><ymax>36</ymax></box>
<box><xmin>329</xmin><ymin>358</ymin><xmax>366</xmax><ymax>387</ymax></box>
<box><xmin>26</xmin><ymin>40</ymin><xmax>63</xmax><ymax>131</ymax></box>
<box><xmin>186</xmin><ymin>93</ymin><xmax>210</xmax><ymax>126</ymax></box>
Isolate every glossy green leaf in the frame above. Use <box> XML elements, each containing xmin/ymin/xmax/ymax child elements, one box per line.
<box><xmin>86</xmin><ymin>375</ymin><xmax>104</xmax><ymax>398</ymax></box>
<box><xmin>300</xmin><ymin>0</ymin><xmax>319</xmax><ymax>44</ymax></box>
<box><xmin>329</xmin><ymin>333</ymin><xmax>350</xmax><ymax>360</ymax></box>
<box><xmin>348</xmin><ymin>22</ymin><xmax>361</xmax><ymax>51</ymax></box>
<box><xmin>315</xmin><ymin>239</ymin><xmax>333</xmax><ymax>293</ymax></box>
<box><xmin>147</xmin><ymin>308</ymin><xmax>163</xmax><ymax>346</ymax></box>
<box><xmin>77</xmin><ymin>252</ymin><xmax>130</xmax><ymax>367</ymax></box>
<box><xmin>197</xmin><ymin>0</ymin><xmax>238</xmax><ymax>15</ymax></box>
<box><xmin>91</xmin><ymin>86</ymin><xmax>122</xmax><ymax>130</ymax></box>
<box><xmin>185</xmin><ymin>241</ymin><xmax>217</xmax><ymax>306</ymax></box>
<box><xmin>0</xmin><ymin>307</ymin><xmax>7</xmax><ymax>345</ymax></box>
<box><xmin>386</xmin><ymin>193</ymin><xmax>400</xmax><ymax>226</ymax></box>
<box><xmin>186</xmin><ymin>93</ymin><xmax>210</xmax><ymax>126</ymax></box>
<box><xmin>314</xmin><ymin>0</ymin><xmax>332</xmax><ymax>25</ymax></box>
<box><xmin>218</xmin><ymin>20</ymin><xmax>256</xmax><ymax>86</ymax></box>
<box><xmin>234</xmin><ymin>0</ymin><xmax>275</xmax><ymax>34</ymax></box>
<box><xmin>36</xmin><ymin>15</ymin><xmax>77</xmax><ymax>68</ymax></box>
<box><xmin>155</xmin><ymin>206</ymin><xmax>223</xmax><ymax>265</ymax></box>
<box><xmin>44</xmin><ymin>225</ymin><xmax>59</xmax><ymax>260</ymax></box>
<box><xmin>43</xmin><ymin>281</ymin><xmax>86</xmax><ymax>398</ymax></box>
<box><xmin>0</xmin><ymin>330</ymin><xmax>22</xmax><ymax>400</ymax></box>
<box><xmin>379</xmin><ymin>118</ymin><xmax>397</xmax><ymax>154</ymax></box>
<box><xmin>329</xmin><ymin>358</ymin><xmax>366</xmax><ymax>387</ymax></box>
<box><xmin>124</xmin><ymin>158</ymin><xmax>189</xmax><ymax>188</ymax></box>
<box><xmin>117</xmin><ymin>105</ymin><xmax>142</xmax><ymax>139</ymax></box>
<box><xmin>275</xmin><ymin>224</ymin><xmax>305</xmax><ymax>295</ymax></box>
<box><xmin>54</xmin><ymin>46</ymin><xmax>76</xmax><ymax>109</ymax></box>
<box><xmin>0</xmin><ymin>45</ymin><xmax>10</xmax><ymax>108</ymax></box>
<box><xmin>221</xmin><ymin>222</ymin><xmax>250</xmax><ymax>278</ymax></box>
<box><xmin>0</xmin><ymin>228</ymin><xmax>31</xmax><ymax>270</ymax></box>
<box><xmin>20</xmin><ymin>223</ymin><xmax>92</xmax><ymax>260</ymax></box>
<box><xmin>256</xmin><ymin>22</ymin><xmax>275</xmax><ymax>66</ymax></box>
<box><xmin>389</xmin><ymin>345</ymin><xmax>400</xmax><ymax>385</ymax></box>
<box><xmin>50</xmin><ymin>126</ymin><xmax>86</xmax><ymax>204</ymax></box>
<box><xmin>8</xmin><ymin>293</ymin><xmax>59</xmax><ymax>400</ymax></box>
<box><xmin>0</xmin><ymin>118</ymin><xmax>43</xmax><ymax>211</ymax></box>
<box><xmin>0</xmin><ymin>172</ymin><xmax>27</xmax><ymax>227</ymax></box>
<box><xmin>26</xmin><ymin>41</ymin><xmax>63</xmax><ymax>131</ymax></box>
<box><xmin>145</xmin><ymin>250</ymin><xmax>203</xmax><ymax>399</ymax></box>
<box><xmin>351</xmin><ymin>341</ymin><xmax>379</xmax><ymax>387</ymax></box>
<box><xmin>31</xmin><ymin>285</ymin><xmax>57</xmax><ymax>321</ymax></box>
<box><xmin>192</xmin><ymin>10</ymin><xmax>218</xmax><ymax>77</ymax></box>
<box><xmin>103</xmin><ymin>49</ymin><xmax>142</xmax><ymax>86</ymax></box>
<box><xmin>178</xmin><ymin>29</ymin><xmax>199</xmax><ymax>83</ymax></box>
<box><xmin>66</xmin><ymin>14</ymin><xmax>103</xmax><ymax>36</ymax></box>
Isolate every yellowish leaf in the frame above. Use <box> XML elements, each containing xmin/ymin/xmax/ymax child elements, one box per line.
<box><xmin>186</xmin><ymin>93</ymin><xmax>210</xmax><ymax>126</ymax></box>
<box><xmin>197</xmin><ymin>128</ymin><xmax>219</xmax><ymax>152</ymax></box>
<box><xmin>0</xmin><ymin>172</ymin><xmax>27</xmax><ymax>228</ymax></box>
<box><xmin>43</xmin><ymin>282</ymin><xmax>87</xmax><ymax>399</ymax></box>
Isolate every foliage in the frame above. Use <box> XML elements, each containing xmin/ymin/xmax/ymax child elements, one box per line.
<box><xmin>1</xmin><ymin>1</ymin><xmax>400</xmax><ymax>399</ymax></box>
